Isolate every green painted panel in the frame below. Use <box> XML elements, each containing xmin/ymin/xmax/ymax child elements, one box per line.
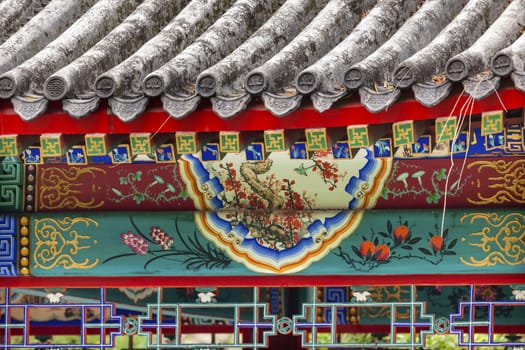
<box><xmin>29</xmin><ymin>209</ymin><xmax>524</xmax><ymax>277</ymax></box>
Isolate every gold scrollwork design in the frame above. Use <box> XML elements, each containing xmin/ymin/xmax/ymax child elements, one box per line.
<box><xmin>33</xmin><ymin>217</ymin><xmax>99</xmax><ymax>270</ymax></box>
<box><xmin>467</xmin><ymin>159</ymin><xmax>525</xmax><ymax>205</ymax></box>
<box><xmin>38</xmin><ymin>167</ymin><xmax>106</xmax><ymax>210</ymax></box>
<box><xmin>460</xmin><ymin>212</ymin><xmax>525</xmax><ymax>267</ymax></box>
<box><xmin>362</xmin><ymin>286</ymin><xmax>412</xmax><ymax>319</ymax></box>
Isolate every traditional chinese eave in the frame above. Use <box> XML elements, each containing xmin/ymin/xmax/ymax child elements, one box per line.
<box><xmin>1</xmin><ymin>85</ymin><xmax>523</xmax><ymax>135</ymax></box>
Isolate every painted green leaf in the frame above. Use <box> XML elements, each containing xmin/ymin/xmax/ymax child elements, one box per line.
<box><xmin>154</xmin><ymin>175</ymin><xmax>165</xmax><ymax>184</ymax></box>
<box><xmin>180</xmin><ymin>189</ymin><xmax>188</xmax><ymax>199</ymax></box>
<box><xmin>387</xmin><ymin>220</ymin><xmax>392</xmax><ymax>234</ymax></box>
<box><xmin>418</xmin><ymin>247</ymin><xmax>432</xmax><ymax>256</ymax></box>
<box><xmin>408</xmin><ymin>237</ymin><xmax>421</xmax><ymax>244</ymax></box>
<box><xmin>294</xmin><ymin>164</ymin><xmax>308</xmax><ymax>176</ymax></box>
<box><xmin>352</xmin><ymin>246</ymin><xmax>362</xmax><ymax>258</ymax></box>
<box><xmin>119</xmin><ymin>177</ymin><xmax>128</xmax><ymax>185</ymax></box>
<box><xmin>378</xmin><ymin>231</ymin><xmax>389</xmax><ymax>238</ymax></box>
<box><xmin>447</xmin><ymin>238</ymin><xmax>457</xmax><ymax>249</ymax></box>
<box><xmin>167</xmin><ymin>183</ymin><xmax>176</xmax><ymax>192</ymax></box>
<box><xmin>111</xmin><ymin>188</ymin><xmax>123</xmax><ymax>196</ymax></box>
<box><xmin>133</xmin><ymin>193</ymin><xmax>145</xmax><ymax>204</ymax></box>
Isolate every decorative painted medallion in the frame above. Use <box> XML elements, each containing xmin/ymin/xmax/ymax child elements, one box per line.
<box><xmin>179</xmin><ymin>149</ymin><xmax>391</xmax><ymax>273</ymax></box>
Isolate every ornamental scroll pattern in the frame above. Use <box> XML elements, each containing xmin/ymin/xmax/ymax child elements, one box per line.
<box><xmin>38</xmin><ymin>167</ymin><xmax>105</xmax><ymax>210</ymax></box>
<box><xmin>0</xmin><ymin>158</ymin><xmax>23</xmax><ymax>211</ymax></box>
<box><xmin>33</xmin><ymin>217</ymin><xmax>99</xmax><ymax>270</ymax></box>
<box><xmin>362</xmin><ymin>286</ymin><xmax>412</xmax><ymax>319</ymax></box>
<box><xmin>460</xmin><ymin>212</ymin><xmax>525</xmax><ymax>267</ymax></box>
<box><xmin>467</xmin><ymin>159</ymin><xmax>525</xmax><ymax>205</ymax></box>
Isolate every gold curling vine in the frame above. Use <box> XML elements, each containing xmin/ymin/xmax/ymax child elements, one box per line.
<box><xmin>33</xmin><ymin>217</ymin><xmax>99</xmax><ymax>270</ymax></box>
<box><xmin>460</xmin><ymin>212</ymin><xmax>525</xmax><ymax>267</ymax></box>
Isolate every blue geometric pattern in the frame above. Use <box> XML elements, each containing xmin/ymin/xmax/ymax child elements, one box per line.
<box><xmin>0</xmin><ymin>215</ymin><xmax>16</xmax><ymax>276</ymax></box>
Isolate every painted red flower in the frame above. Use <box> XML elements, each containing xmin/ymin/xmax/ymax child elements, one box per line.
<box><xmin>359</xmin><ymin>241</ymin><xmax>375</xmax><ymax>258</ymax></box>
<box><xmin>393</xmin><ymin>225</ymin><xmax>410</xmax><ymax>243</ymax></box>
<box><xmin>429</xmin><ymin>235</ymin><xmax>444</xmax><ymax>252</ymax></box>
<box><xmin>375</xmin><ymin>244</ymin><xmax>390</xmax><ymax>261</ymax></box>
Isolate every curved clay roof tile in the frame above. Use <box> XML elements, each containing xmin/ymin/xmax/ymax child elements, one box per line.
<box><xmin>492</xmin><ymin>32</ymin><xmax>525</xmax><ymax>77</ymax></box>
<box><xmin>95</xmin><ymin>0</ymin><xmax>236</xmax><ymax>100</ymax></box>
<box><xmin>0</xmin><ymin>0</ymin><xmax>52</xmax><ymax>45</ymax></box>
<box><xmin>297</xmin><ymin>0</ymin><xmax>421</xmax><ymax>112</ymax></box>
<box><xmin>0</xmin><ymin>0</ymin><xmax>97</xmax><ymax>76</ymax></box>
<box><xmin>143</xmin><ymin>0</ymin><xmax>286</xmax><ymax>119</ymax></box>
<box><xmin>0</xmin><ymin>0</ymin><xmax>142</xmax><ymax>102</ymax></box>
<box><xmin>394</xmin><ymin>0</ymin><xmax>504</xmax><ymax>89</ymax></box>
<box><xmin>196</xmin><ymin>0</ymin><xmax>331</xmax><ymax>100</ymax></box>
<box><xmin>44</xmin><ymin>0</ymin><xmax>189</xmax><ymax>102</ymax></box>
<box><xmin>445</xmin><ymin>0</ymin><xmax>525</xmax><ymax>82</ymax></box>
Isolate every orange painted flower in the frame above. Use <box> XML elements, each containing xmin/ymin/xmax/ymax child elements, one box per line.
<box><xmin>359</xmin><ymin>241</ymin><xmax>375</xmax><ymax>258</ymax></box>
<box><xmin>393</xmin><ymin>225</ymin><xmax>409</xmax><ymax>242</ymax></box>
<box><xmin>429</xmin><ymin>236</ymin><xmax>444</xmax><ymax>252</ymax></box>
<box><xmin>375</xmin><ymin>244</ymin><xmax>390</xmax><ymax>261</ymax></box>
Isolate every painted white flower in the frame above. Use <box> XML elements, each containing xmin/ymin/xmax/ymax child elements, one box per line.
<box><xmin>197</xmin><ymin>292</ymin><xmax>216</xmax><ymax>303</ymax></box>
<box><xmin>512</xmin><ymin>289</ymin><xmax>525</xmax><ymax>301</ymax></box>
<box><xmin>352</xmin><ymin>291</ymin><xmax>371</xmax><ymax>303</ymax></box>
<box><xmin>46</xmin><ymin>292</ymin><xmax>64</xmax><ymax>304</ymax></box>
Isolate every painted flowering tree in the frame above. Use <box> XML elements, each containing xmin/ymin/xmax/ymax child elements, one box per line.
<box><xmin>209</xmin><ymin>153</ymin><xmax>346</xmax><ymax>251</ymax></box>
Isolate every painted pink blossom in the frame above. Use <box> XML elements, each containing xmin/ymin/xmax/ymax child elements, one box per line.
<box><xmin>120</xmin><ymin>232</ymin><xmax>149</xmax><ymax>255</ymax></box>
<box><xmin>150</xmin><ymin>226</ymin><xmax>174</xmax><ymax>250</ymax></box>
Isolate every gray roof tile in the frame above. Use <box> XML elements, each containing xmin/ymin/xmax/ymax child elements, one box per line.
<box><xmin>0</xmin><ymin>0</ymin><xmax>523</xmax><ymax>121</ymax></box>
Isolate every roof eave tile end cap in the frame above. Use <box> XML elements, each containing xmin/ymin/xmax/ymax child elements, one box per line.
<box><xmin>211</xmin><ymin>93</ymin><xmax>251</xmax><ymax>119</ymax></box>
<box><xmin>11</xmin><ymin>95</ymin><xmax>49</xmax><ymax>121</ymax></box>
<box><xmin>296</xmin><ymin>70</ymin><xmax>321</xmax><ymax>95</ymax></box>
<box><xmin>161</xmin><ymin>93</ymin><xmax>201</xmax><ymax>119</ymax></box>
<box><xmin>445</xmin><ymin>56</ymin><xmax>469</xmax><ymax>82</ymax></box>
<box><xmin>463</xmin><ymin>75</ymin><xmax>500</xmax><ymax>100</ymax></box>
<box><xmin>359</xmin><ymin>86</ymin><xmax>401</xmax><ymax>114</ymax></box>
<box><xmin>311</xmin><ymin>90</ymin><xmax>347</xmax><ymax>113</ymax></box>
<box><xmin>108</xmin><ymin>95</ymin><xmax>148</xmax><ymax>122</ymax></box>
<box><xmin>44</xmin><ymin>75</ymin><xmax>69</xmax><ymax>101</ymax></box>
<box><xmin>262</xmin><ymin>91</ymin><xmax>302</xmax><ymax>117</ymax></box>
<box><xmin>491</xmin><ymin>52</ymin><xmax>514</xmax><ymax>77</ymax></box>
<box><xmin>412</xmin><ymin>81</ymin><xmax>452</xmax><ymax>107</ymax></box>
<box><xmin>63</xmin><ymin>96</ymin><xmax>101</xmax><ymax>119</ymax></box>
<box><xmin>245</xmin><ymin>71</ymin><xmax>268</xmax><ymax>95</ymax></box>
<box><xmin>95</xmin><ymin>75</ymin><xmax>117</xmax><ymax>99</ymax></box>
<box><xmin>0</xmin><ymin>75</ymin><xmax>17</xmax><ymax>99</ymax></box>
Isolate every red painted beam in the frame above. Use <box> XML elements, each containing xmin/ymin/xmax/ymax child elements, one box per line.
<box><xmin>1</xmin><ymin>87</ymin><xmax>523</xmax><ymax>135</ymax></box>
<box><xmin>3</xmin><ymin>274</ymin><xmax>524</xmax><ymax>288</ymax></box>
